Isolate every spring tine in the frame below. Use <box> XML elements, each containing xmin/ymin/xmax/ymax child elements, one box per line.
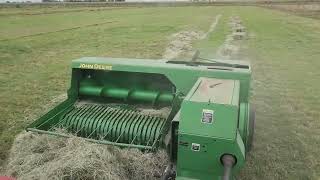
<box><xmin>145</xmin><ymin>123</ymin><xmax>155</xmax><ymax>146</ymax></box>
<box><xmin>65</xmin><ymin>104</ymin><xmax>94</xmax><ymax>132</ymax></box>
<box><xmin>130</xmin><ymin>113</ymin><xmax>147</xmax><ymax>145</ymax></box>
<box><xmin>146</xmin><ymin>117</ymin><xmax>159</xmax><ymax>147</ymax></box>
<box><xmin>48</xmin><ymin>105</ymin><xmax>88</xmax><ymax>131</ymax></box>
<box><xmin>49</xmin><ymin>114</ymin><xmax>73</xmax><ymax>131</ymax></box>
<box><xmin>148</xmin><ymin>117</ymin><xmax>163</xmax><ymax>146</ymax></box>
<box><xmin>146</xmin><ymin>117</ymin><xmax>161</xmax><ymax>152</ymax></box>
<box><xmin>97</xmin><ymin>108</ymin><xmax>119</xmax><ymax>139</ymax></box>
<box><xmin>47</xmin><ymin>107</ymin><xmax>74</xmax><ymax>131</ymax></box>
<box><xmin>136</xmin><ymin>115</ymin><xmax>149</xmax><ymax>145</ymax></box>
<box><xmin>87</xmin><ymin>107</ymin><xmax>112</xmax><ymax>138</ymax></box>
<box><xmin>48</xmin><ymin>122</ymin><xmax>61</xmax><ymax>131</ymax></box>
<box><xmin>144</xmin><ymin>116</ymin><xmax>156</xmax><ymax>146</ymax></box>
<box><xmin>82</xmin><ymin>105</ymin><xmax>105</xmax><ymax>137</ymax></box>
<box><xmin>146</xmin><ymin>137</ymin><xmax>153</xmax><ymax>147</ymax></box>
<box><xmin>130</xmin><ymin>133</ymin><xmax>139</xmax><ymax>145</ymax></box>
<box><xmin>82</xmin><ymin>105</ymin><xmax>103</xmax><ymax>136</ymax></box>
<box><xmin>75</xmin><ymin>121</ymin><xmax>88</xmax><ymax>134</ymax></box>
<box><xmin>151</xmin><ymin>133</ymin><xmax>161</xmax><ymax>148</ymax></box>
<box><xmin>101</xmin><ymin>126</ymin><xmax>113</xmax><ymax>140</ymax></box>
<box><xmin>35</xmin><ymin>103</ymin><xmax>75</xmax><ymax>129</ymax></box>
<box><xmin>115</xmin><ymin>130</ymin><xmax>125</xmax><ymax>143</ymax></box>
<box><xmin>36</xmin><ymin>112</ymin><xmax>65</xmax><ymax>130</ymax></box>
<box><xmin>65</xmin><ymin>104</ymin><xmax>91</xmax><ymax>127</ymax></box>
<box><xmin>111</xmin><ymin>109</ymin><xmax>130</xmax><ymax>141</ymax></box>
<box><xmin>117</xmin><ymin>110</ymin><xmax>135</xmax><ymax>142</ymax></box>
<box><xmin>118</xmin><ymin>110</ymin><xmax>135</xmax><ymax>142</ymax></box>
<box><xmin>101</xmin><ymin>115</ymin><xmax>118</xmax><ymax>140</ymax></box>
<box><xmin>73</xmin><ymin>105</ymin><xmax>98</xmax><ymax>133</ymax></box>
<box><xmin>125</xmin><ymin>112</ymin><xmax>135</xmax><ymax>143</ymax></box>
<box><xmin>101</xmin><ymin>108</ymin><xmax>123</xmax><ymax>140</ymax></box>
<box><xmin>128</xmin><ymin>113</ymin><xmax>143</xmax><ymax>144</ymax></box>
<box><xmin>74</xmin><ymin>105</ymin><xmax>101</xmax><ymax>135</ymax></box>
<box><xmin>87</xmin><ymin>128</ymin><xmax>98</xmax><ymax>139</ymax></box>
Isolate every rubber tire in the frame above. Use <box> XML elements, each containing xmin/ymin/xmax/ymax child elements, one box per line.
<box><xmin>246</xmin><ymin>105</ymin><xmax>255</xmax><ymax>152</ymax></box>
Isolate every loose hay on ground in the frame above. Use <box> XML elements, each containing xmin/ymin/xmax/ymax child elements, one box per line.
<box><xmin>162</xmin><ymin>15</ymin><xmax>222</xmax><ymax>60</ymax></box>
<box><xmin>217</xmin><ymin>16</ymin><xmax>247</xmax><ymax>59</ymax></box>
<box><xmin>5</xmin><ymin>132</ymin><xmax>169</xmax><ymax>180</ymax></box>
<box><xmin>162</xmin><ymin>30</ymin><xmax>205</xmax><ymax>60</ymax></box>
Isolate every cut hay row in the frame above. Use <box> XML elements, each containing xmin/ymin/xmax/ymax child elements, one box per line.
<box><xmin>216</xmin><ymin>16</ymin><xmax>247</xmax><ymax>59</ymax></box>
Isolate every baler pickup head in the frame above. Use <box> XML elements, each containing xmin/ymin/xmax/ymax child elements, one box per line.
<box><xmin>27</xmin><ymin>60</ymin><xmax>182</xmax><ymax>150</ymax></box>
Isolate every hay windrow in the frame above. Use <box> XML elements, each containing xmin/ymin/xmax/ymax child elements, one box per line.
<box><xmin>162</xmin><ymin>30</ymin><xmax>205</xmax><ymax>60</ymax></box>
<box><xmin>217</xmin><ymin>16</ymin><xmax>247</xmax><ymax>59</ymax></box>
<box><xmin>4</xmin><ymin>132</ymin><xmax>169</xmax><ymax>180</ymax></box>
<box><xmin>162</xmin><ymin>14</ymin><xmax>221</xmax><ymax>60</ymax></box>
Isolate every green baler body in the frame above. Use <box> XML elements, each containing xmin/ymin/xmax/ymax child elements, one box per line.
<box><xmin>177</xmin><ymin>78</ymin><xmax>246</xmax><ymax>179</ymax></box>
<box><xmin>27</xmin><ymin>57</ymin><xmax>252</xmax><ymax>179</ymax></box>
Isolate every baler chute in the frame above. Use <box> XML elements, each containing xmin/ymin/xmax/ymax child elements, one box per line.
<box><xmin>27</xmin><ymin>57</ymin><xmax>254</xmax><ymax>180</ymax></box>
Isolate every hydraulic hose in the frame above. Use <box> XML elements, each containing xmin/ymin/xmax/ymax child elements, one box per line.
<box><xmin>221</xmin><ymin>154</ymin><xmax>236</xmax><ymax>180</ymax></box>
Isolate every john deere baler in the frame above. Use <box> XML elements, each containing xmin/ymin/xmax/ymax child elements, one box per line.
<box><xmin>27</xmin><ymin>57</ymin><xmax>254</xmax><ymax>180</ymax></box>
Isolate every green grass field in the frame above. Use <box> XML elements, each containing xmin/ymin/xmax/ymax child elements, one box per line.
<box><xmin>0</xmin><ymin>5</ymin><xmax>320</xmax><ymax>179</ymax></box>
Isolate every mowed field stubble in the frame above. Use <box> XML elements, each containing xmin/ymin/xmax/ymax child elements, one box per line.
<box><xmin>0</xmin><ymin>5</ymin><xmax>320</xmax><ymax>179</ymax></box>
